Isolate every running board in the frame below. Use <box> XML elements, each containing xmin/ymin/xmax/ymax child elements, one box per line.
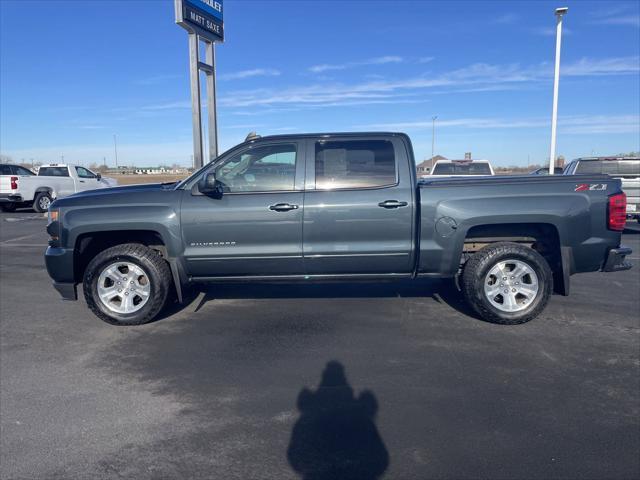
<box><xmin>189</xmin><ymin>273</ymin><xmax>411</xmax><ymax>283</ymax></box>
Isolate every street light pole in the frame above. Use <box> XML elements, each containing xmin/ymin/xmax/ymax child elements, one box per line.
<box><xmin>113</xmin><ymin>134</ymin><xmax>119</xmax><ymax>168</ymax></box>
<box><xmin>548</xmin><ymin>7</ymin><xmax>568</xmax><ymax>175</ymax></box>
<box><xmin>431</xmin><ymin>115</ymin><xmax>438</xmax><ymax>165</ymax></box>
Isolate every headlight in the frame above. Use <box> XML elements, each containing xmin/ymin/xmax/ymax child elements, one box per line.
<box><xmin>47</xmin><ymin>209</ymin><xmax>60</xmax><ymax>244</ymax></box>
<box><xmin>48</xmin><ymin>209</ymin><xmax>59</xmax><ymax>224</ymax></box>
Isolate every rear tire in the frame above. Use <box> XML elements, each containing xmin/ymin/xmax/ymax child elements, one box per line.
<box><xmin>33</xmin><ymin>192</ymin><xmax>52</xmax><ymax>213</ymax></box>
<box><xmin>83</xmin><ymin>243</ymin><xmax>172</xmax><ymax>326</ymax></box>
<box><xmin>462</xmin><ymin>242</ymin><xmax>553</xmax><ymax>325</ymax></box>
<box><xmin>0</xmin><ymin>204</ymin><xmax>17</xmax><ymax>212</ymax></box>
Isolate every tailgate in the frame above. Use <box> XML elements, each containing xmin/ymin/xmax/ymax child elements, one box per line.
<box><xmin>0</xmin><ymin>175</ymin><xmax>15</xmax><ymax>194</ymax></box>
<box><xmin>621</xmin><ymin>178</ymin><xmax>640</xmax><ymax>209</ymax></box>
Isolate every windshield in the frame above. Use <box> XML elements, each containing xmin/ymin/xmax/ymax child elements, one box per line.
<box><xmin>432</xmin><ymin>162</ymin><xmax>492</xmax><ymax>175</ymax></box>
<box><xmin>575</xmin><ymin>159</ymin><xmax>640</xmax><ymax>177</ymax></box>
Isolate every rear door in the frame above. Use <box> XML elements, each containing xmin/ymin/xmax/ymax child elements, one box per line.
<box><xmin>38</xmin><ymin>166</ymin><xmax>75</xmax><ymax>197</ymax></box>
<box><xmin>302</xmin><ymin>136</ymin><xmax>415</xmax><ymax>274</ymax></box>
<box><xmin>180</xmin><ymin>140</ymin><xmax>306</xmax><ymax>277</ymax></box>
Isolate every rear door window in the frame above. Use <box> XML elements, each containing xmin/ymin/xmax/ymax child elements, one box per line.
<box><xmin>315</xmin><ymin>139</ymin><xmax>396</xmax><ymax>189</ymax></box>
<box><xmin>38</xmin><ymin>167</ymin><xmax>70</xmax><ymax>177</ymax></box>
<box><xmin>0</xmin><ymin>165</ymin><xmax>13</xmax><ymax>175</ymax></box>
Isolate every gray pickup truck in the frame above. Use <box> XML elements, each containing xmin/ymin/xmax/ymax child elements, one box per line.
<box><xmin>44</xmin><ymin>132</ymin><xmax>632</xmax><ymax>326</ymax></box>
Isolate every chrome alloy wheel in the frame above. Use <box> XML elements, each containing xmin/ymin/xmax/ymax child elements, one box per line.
<box><xmin>97</xmin><ymin>262</ymin><xmax>151</xmax><ymax>314</ymax></box>
<box><xmin>39</xmin><ymin>195</ymin><xmax>51</xmax><ymax>210</ymax></box>
<box><xmin>484</xmin><ymin>259</ymin><xmax>539</xmax><ymax>313</ymax></box>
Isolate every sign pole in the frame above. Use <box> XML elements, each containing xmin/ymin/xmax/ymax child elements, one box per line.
<box><xmin>188</xmin><ymin>32</ymin><xmax>204</xmax><ymax>169</ymax></box>
<box><xmin>176</xmin><ymin>0</ymin><xmax>224</xmax><ymax>169</ymax></box>
<box><xmin>205</xmin><ymin>40</ymin><xmax>218</xmax><ymax>161</ymax></box>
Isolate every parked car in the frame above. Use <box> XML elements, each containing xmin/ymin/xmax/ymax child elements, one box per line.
<box><xmin>44</xmin><ymin>132</ymin><xmax>631</xmax><ymax>326</ymax></box>
<box><xmin>529</xmin><ymin>167</ymin><xmax>565</xmax><ymax>175</ymax></box>
<box><xmin>429</xmin><ymin>159</ymin><xmax>494</xmax><ymax>177</ymax></box>
<box><xmin>0</xmin><ymin>164</ymin><xmax>116</xmax><ymax>212</ymax></box>
<box><xmin>0</xmin><ymin>164</ymin><xmax>37</xmax><ymax>212</ymax></box>
<box><xmin>564</xmin><ymin>157</ymin><xmax>640</xmax><ymax>223</ymax></box>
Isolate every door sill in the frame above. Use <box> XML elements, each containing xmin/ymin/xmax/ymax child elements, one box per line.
<box><xmin>189</xmin><ymin>273</ymin><xmax>412</xmax><ymax>283</ymax></box>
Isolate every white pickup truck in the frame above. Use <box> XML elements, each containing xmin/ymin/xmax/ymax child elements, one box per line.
<box><xmin>0</xmin><ymin>164</ymin><xmax>117</xmax><ymax>212</ymax></box>
<box><xmin>564</xmin><ymin>157</ymin><xmax>640</xmax><ymax>223</ymax></box>
<box><xmin>428</xmin><ymin>159</ymin><xmax>495</xmax><ymax>178</ymax></box>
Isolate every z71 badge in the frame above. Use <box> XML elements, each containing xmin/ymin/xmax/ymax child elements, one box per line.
<box><xmin>575</xmin><ymin>183</ymin><xmax>607</xmax><ymax>192</ymax></box>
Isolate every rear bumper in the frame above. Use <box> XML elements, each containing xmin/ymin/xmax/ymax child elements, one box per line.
<box><xmin>602</xmin><ymin>246</ymin><xmax>633</xmax><ymax>272</ymax></box>
<box><xmin>0</xmin><ymin>193</ymin><xmax>23</xmax><ymax>203</ymax></box>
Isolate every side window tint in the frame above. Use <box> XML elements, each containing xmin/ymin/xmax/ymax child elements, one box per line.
<box><xmin>315</xmin><ymin>140</ymin><xmax>396</xmax><ymax>189</ymax></box>
<box><xmin>0</xmin><ymin>165</ymin><xmax>12</xmax><ymax>175</ymax></box>
<box><xmin>75</xmin><ymin>166</ymin><xmax>96</xmax><ymax>178</ymax></box>
<box><xmin>214</xmin><ymin>144</ymin><xmax>297</xmax><ymax>192</ymax></box>
<box><xmin>15</xmin><ymin>166</ymin><xmax>35</xmax><ymax>176</ymax></box>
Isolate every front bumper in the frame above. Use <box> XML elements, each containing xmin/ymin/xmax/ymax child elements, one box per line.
<box><xmin>602</xmin><ymin>246</ymin><xmax>633</xmax><ymax>272</ymax></box>
<box><xmin>53</xmin><ymin>282</ymin><xmax>77</xmax><ymax>300</ymax></box>
<box><xmin>45</xmin><ymin>247</ymin><xmax>78</xmax><ymax>300</ymax></box>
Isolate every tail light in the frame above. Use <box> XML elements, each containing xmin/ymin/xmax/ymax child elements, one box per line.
<box><xmin>608</xmin><ymin>192</ymin><xmax>626</xmax><ymax>231</ymax></box>
<box><xmin>10</xmin><ymin>176</ymin><xmax>18</xmax><ymax>190</ymax></box>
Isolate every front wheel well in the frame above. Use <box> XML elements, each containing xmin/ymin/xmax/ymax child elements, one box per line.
<box><xmin>74</xmin><ymin>230</ymin><xmax>167</xmax><ymax>283</ymax></box>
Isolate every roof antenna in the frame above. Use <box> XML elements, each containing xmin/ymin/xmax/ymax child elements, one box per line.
<box><xmin>245</xmin><ymin>131</ymin><xmax>260</xmax><ymax>141</ymax></box>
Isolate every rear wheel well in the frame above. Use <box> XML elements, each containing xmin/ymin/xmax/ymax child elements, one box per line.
<box><xmin>74</xmin><ymin>230</ymin><xmax>167</xmax><ymax>283</ymax></box>
<box><xmin>462</xmin><ymin>223</ymin><xmax>564</xmax><ymax>294</ymax></box>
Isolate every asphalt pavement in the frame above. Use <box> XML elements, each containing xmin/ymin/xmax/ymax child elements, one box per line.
<box><xmin>1</xmin><ymin>211</ymin><xmax>639</xmax><ymax>480</ymax></box>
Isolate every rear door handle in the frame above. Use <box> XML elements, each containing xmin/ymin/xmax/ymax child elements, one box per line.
<box><xmin>378</xmin><ymin>200</ymin><xmax>408</xmax><ymax>209</ymax></box>
<box><xmin>269</xmin><ymin>203</ymin><xmax>299</xmax><ymax>212</ymax></box>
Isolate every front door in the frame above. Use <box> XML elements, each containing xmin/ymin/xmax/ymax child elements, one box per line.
<box><xmin>302</xmin><ymin>136</ymin><xmax>415</xmax><ymax>274</ymax></box>
<box><xmin>180</xmin><ymin>141</ymin><xmax>306</xmax><ymax>277</ymax></box>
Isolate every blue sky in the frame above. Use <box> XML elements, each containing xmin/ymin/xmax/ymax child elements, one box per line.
<box><xmin>1</xmin><ymin>0</ymin><xmax>639</xmax><ymax>167</ymax></box>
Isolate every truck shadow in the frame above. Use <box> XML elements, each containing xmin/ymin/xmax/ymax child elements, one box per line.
<box><xmin>160</xmin><ymin>278</ymin><xmax>480</xmax><ymax>322</ymax></box>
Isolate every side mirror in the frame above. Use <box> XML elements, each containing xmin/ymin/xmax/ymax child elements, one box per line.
<box><xmin>198</xmin><ymin>171</ymin><xmax>222</xmax><ymax>197</ymax></box>
<box><xmin>96</xmin><ymin>173</ymin><xmax>102</xmax><ymax>181</ymax></box>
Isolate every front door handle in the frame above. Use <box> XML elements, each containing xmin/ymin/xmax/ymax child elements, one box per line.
<box><xmin>269</xmin><ymin>203</ymin><xmax>299</xmax><ymax>212</ymax></box>
<box><xmin>378</xmin><ymin>200</ymin><xmax>408</xmax><ymax>209</ymax></box>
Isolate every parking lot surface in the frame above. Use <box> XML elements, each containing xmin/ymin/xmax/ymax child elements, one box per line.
<box><xmin>1</xmin><ymin>211</ymin><xmax>639</xmax><ymax>479</ymax></box>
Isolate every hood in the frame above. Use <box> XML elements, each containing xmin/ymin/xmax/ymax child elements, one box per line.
<box><xmin>51</xmin><ymin>182</ymin><xmax>178</xmax><ymax>208</ymax></box>
<box><xmin>70</xmin><ymin>182</ymin><xmax>173</xmax><ymax>197</ymax></box>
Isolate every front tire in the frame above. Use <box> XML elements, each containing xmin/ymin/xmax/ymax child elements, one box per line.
<box><xmin>83</xmin><ymin>243</ymin><xmax>172</xmax><ymax>326</ymax></box>
<box><xmin>33</xmin><ymin>192</ymin><xmax>52</xmax><ymax>213</ymax></box>
<box><xmin>461</xmin><ymin>242</ymin><xmax>553</xmax><ymax>325</ymax></box>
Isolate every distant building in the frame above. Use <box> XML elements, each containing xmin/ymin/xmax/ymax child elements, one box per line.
<box><xmin>416</xmin><ymin>155</ymin><xmax>447</xmax><ymax>175</ymax></box>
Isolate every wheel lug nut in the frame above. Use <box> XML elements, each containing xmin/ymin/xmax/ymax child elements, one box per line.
<box><xmin>117</xmin><ymin>281</ymin><xmax>121</xmax><ymax>285</ymax></box>
<box><xmin>118</xmin><ymin>289</ymin><xmax>121</xmax><ymax>292</ymax></box>
<box><xmin>502</xmin><ymin>277</ymin><xmax>507</xmax><ymax>280</ymax></box>
<box><xmin>504</xmin><ymin>289</ymin><xmax>508</xmax><ymax>293</ymax></box>
<box><xmin>512</xmin><ymin>288</ymin><xmax>516</xmax><ymax>292</ymax></box>
<box><xmin>125</xmin><ymin>292</ymin><xmax>129</xmax><ymax>295</ymax></box>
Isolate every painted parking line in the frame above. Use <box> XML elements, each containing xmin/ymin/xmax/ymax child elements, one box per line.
<box><xmin>0</xmin><ymin>233</ymin><xmax>44</xmax><ymax>244</ymax></box>
<box><xmin>0</xmin><ymin>244</ymin><xmax>48</xmax><ymax>248</ymax></box>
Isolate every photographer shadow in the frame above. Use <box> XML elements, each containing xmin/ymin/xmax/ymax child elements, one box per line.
<box><xmin>287</xmin><ymin>361</ymin><xmax>389</xmax><ymax>480</ymax></box>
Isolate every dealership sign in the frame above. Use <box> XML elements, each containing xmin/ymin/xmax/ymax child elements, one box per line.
<box><xmin>175</xmin><ymin>0</ymin><xmax>224</xmax><ymax>42</ymax></box>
